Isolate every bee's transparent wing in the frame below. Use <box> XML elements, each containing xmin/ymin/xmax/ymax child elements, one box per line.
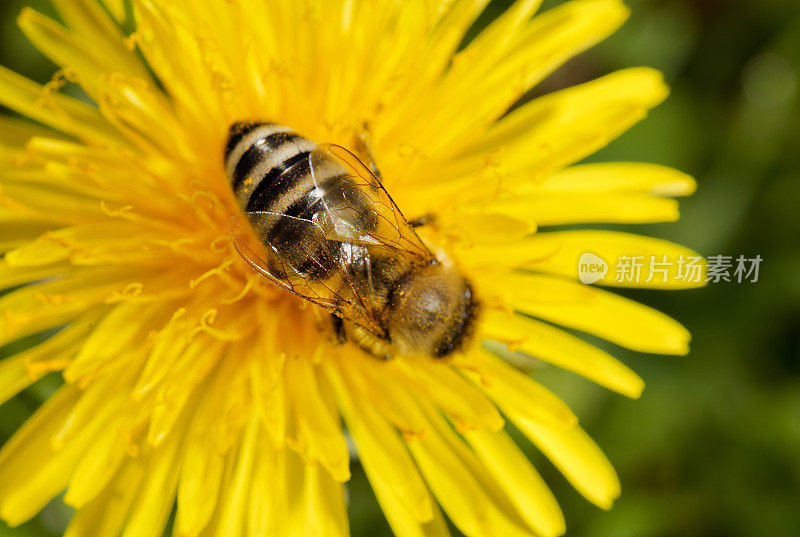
<box><xmin>230</xmin><ymin>213</ymin><xmax>335</xmax><ymax>307</ymax></box>
<box><xmin>229</xmin><ymin>212</ymin><xmax>383</xmax><ymax>334</ymax></box>
<box><xmin>230</xmin><ymin>145</ymin><xmax>434</xmax><ymax>336</ymax></box>
<box><xmin>308</xmin><ymin>144</ymin><xmax>435</xmax><ymax>264</ymax></box>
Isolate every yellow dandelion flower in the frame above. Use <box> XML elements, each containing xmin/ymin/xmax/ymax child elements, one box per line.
<box><xmin>0</xmin><ymin>1</ymin><xmax>703</xmax><ymax>536</ymax></box>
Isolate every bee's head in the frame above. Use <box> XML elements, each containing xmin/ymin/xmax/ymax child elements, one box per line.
<box><xmin>386</xmin><ymin>263</ymin><xmax>477</xmax><ymax>358</ymax></box>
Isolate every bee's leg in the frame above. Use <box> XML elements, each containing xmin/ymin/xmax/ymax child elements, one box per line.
<box><xmin>349</xmin><ymin>324</ymin><xmax>395</xmax><ymax>360</ymax></box>
<box><xmin>408</xmin><ymin>214</ymin><xmax>436</xmax><ymax>228</ymax></box>
<box><xmin>354</xmin><ymin>122</ymin><xmax>383</xmax><ymax>180</ymax></box>
<box><xmin>331</xmin><ymin>314</ymin><xmax>346</xmax><ymax>345</ymax></box>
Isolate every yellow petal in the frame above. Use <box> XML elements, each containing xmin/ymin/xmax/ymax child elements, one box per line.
<box><xmin>513</xmin><ymin>417</ymin><xmax>620</xmax><ymax>510</ymax></box>
<box><xmin>398</xmin><ymin>357</ymin><xmax>505</xmax><ymax>432</ymax></box>
<box><xmin>0</xmin><ymin>65</ymin><xmax>122</xmax><ymax>145</ymax></box>
<box><xmin>176</xmin><ymin>372</ymin><xmax>228</xmax><ymax>537</ymax></box>
<box><xmin>370</xmin><ymin>480</ymin><xmax>451</xmax><ymax>537</ymax></box>
<box><xmin>207</xmin><ymin>357</ymin><xmax>251</xmax><ymax>455</ymax></box>
<box><xmin>251</xmin><ymin>369</ymin><xmax>287</xmax><ymax>448</ymax></box>
<box><xmin>0</xmin><ymin>357</ymin><xmax>30</xmax><ymax>409</ymax></box>
<box><xmin>455</xmin><ymin>235</ymin><xmax>561</xmax><ymax>269</ymax></box>
<box><xmin>404</xmin><ymin>412</ymin><xmax>491</xmax><ymax>536</ymax></box>
<box><xmin>459</xmin><ymin>0</ymin><xmax>544</xmax><ymax>71</ymax></box>
<box><xmin>285</xmin><ymin>358</ymin><xmax>350</xmax><ymax>482</ymax></box>
<box><xmin>132</xmin><ymin>0</ymin><xmax>223</xmax><ymax>128</ymax></box>
<box><xmin>0</xmin><ymin>260</ymin><xmax>67</xmax><ymax>290</ymax></box>
<box><xmin>0</xmin><ymin>269</ymin><xmax>128</xmax><ymax>349</ymax></box>
<box><xmin>64</xmin><ymin>300</ymin><xmax>169</xmax><ymax>384</ymax></box>
<box><xmin>0</xmin><ymin>182</ymin><xmax>109</xmax><ymax>224</ymax></box>
<box><xmin>378</xmin><ymin>0</ymin><xmax>539</xmax><ymax>158</ymax></box>
<box><xmin>385</xmin><ymin>0</ymin><xmax>629</xmax><ymax>160</ymax></box>
<box><xmin>334</xmin><ymin>2</ymin><xmax>440</xmax><ymax>122</ymax></box>
<box><xmin>0</xmin><ymin>115</ymin><xmax>64</xmax><ymax>147</ymax></box>
<box><xmin>0</xmin><ymin>207</ymin><xmax>63</xmax><ymax>253</ymax></box>
<box><xmin>100</xmin><ymin>0</ymin><xmax>127</xmax><ymax>24</ymax></box>
<box><xmin>48</xmin><ymin>0</ymin><xmax>141</xmax><ymax>76</ymax></box>
<box><xmin>133</xmin><ymin>295</ymin><xmax>212</xmax><ymax>400</ymax></box>
<box><xmin>481</xmin><ymin>272</ymin><xmax>691</xmax><ymax>355</ymax></box>
<box><xmin>465</xmin><ymin>428</ymin><xmax>565</xmax><ymax>537</ymax></box>
<box><xmin>208</xmin><ymin>411</ymin><xmax>260</xmax><ymax>537</ymax></box>
<box><xmin>147</xmin><ymin>337</ymin><xmax>226</xmax><ymax>447</ymax></box>
<box><xmin>407</xmin><ymin>398</ymin><xmax>538</xmax><ymax>537</ymax></box>
<box><xmin>64</xmin><ymin>455</ymin><xmax>148</xmax><ymax>537</ymax></box>
<box><xmin>450</xmin><ymin>68</ymin><xmax>669</xmax><ymax>181</ymax></box>
<box><xmin>286</xmin><ymin>453</ymin><xmax>349</xmax><ymax>537</ymax></box>
<box><xmin>325</xmin><ymin>361</ymin><xmax>433</xmax><ymax>522</ymax></box>
<box><xmin>0</xmin><ymin>312</ymin><xmax>100</xmax><ymax>406</ymax></box>
<box><xmin>448</xmin><ymin>212</ymin><xmax>535</xmax><ymax>243</ymax></box>
<box><xmin>121</xmin><ymin>409</ymin><xmax>189</xmax><ymax>537</ymax></box>
<box><xmin>480</xmin><ymin>311</ymin><xmax>644</xmax><ymax>397</ymax></box>
<box><xmin>0</xmin><ymin>385</ymin><xmax>115</xmax><ymax>526</ymax></box>
<box><xmin>19</xmin><ymin>8</ymin><xmax>188</xmax><ymax>158</ymax></box>
<box><xmin>456</xmin><ymin>349</ymin><xmax>579</xmax><ymax>423</ymax></box>
<box><xmin>4</xmin><ymin>222</ymin><xmax>161</xmax><ymax>268</ymax></box>
<box><xmin>52</xmin><ymin>357</ymin><xmax>134</xmax><ymax>449</ymax></box>
<box><xmin>173</xmin><ymin>351</ymin><xmax>250</xmax><ymax>532</ymax></box>
<box><xmin>63</xmin><ymin>417</ymin><xmax>129</xmax><ymax>508</ymax></box>
<box><xmin>492</xmin><ymin>0</ymin><xmax>630</xmax><ymax>91</ymax></box>
<box><xmin>4</xmin><ymin>231</ymin><xmax>76</xmax><ymax>267</ymax></box>
<box><xmin>346</xmin><ymin>356</ymin><xmax>429</xmax><ymax>436</ymax></box>
<box><xmin>489</xmin><ymin>191</ymin><xmax>682</xmax><ymax>225</ymax></box>
<box><xmin>535</xmin><ymin>162</ymin><xmax>696</xmax><ymax>196</ymax></box>
<box><xmin>411</xmin><ymin>0</ymin><xmax>490</xmax><ymax>86</ymax></box>
<box><xmin>249</xmin><ymin>303</ymin><xmax>287</xmax><ymax>446</ymax></box>
<box><xmin>18</xmin><ymin>9</ymin><xmax>114</xmax><ymax>89</ymax></box>
<box><xmin>247</xmin><ymin>433</ymin><xmax>289</xmax><ymax>537</ymax></box>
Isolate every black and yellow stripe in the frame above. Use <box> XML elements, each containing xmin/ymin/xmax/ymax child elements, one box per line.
<box><xmin>226</xmin><ymin>121</ymin><xmax>331</xmax><ymax>278</ymax></box>
<box><xmin>225</xmin><ymin>122</ymin><xmax>314</xmax><ymax>210</ymax></box>
<box><xmin>225</xmin><ymin>121</ymin><xmax>378</xmax><ymax>280</ymax></box>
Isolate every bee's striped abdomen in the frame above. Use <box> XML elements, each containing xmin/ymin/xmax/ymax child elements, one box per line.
<box><xmin>225</xmin><ymin>121</ymin><xmax>346</xmax><ymax>279</ymax></box>
<box><xmin>225</xmin><ymin>121</ymin><xmax>317</xmax><ymax>210</ymax></box>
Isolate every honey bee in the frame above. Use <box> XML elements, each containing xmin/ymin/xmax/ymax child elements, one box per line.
<box><xmin>225</xmin><ymin>121</ymin><xmax>477</xmax><ymax>359</ymax></box>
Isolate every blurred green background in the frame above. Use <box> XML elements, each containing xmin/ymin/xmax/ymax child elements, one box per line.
<box><xmin>1</xmin><ymin>0</ymin><xmax>799</xmax><ymax>536</ymax></box>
